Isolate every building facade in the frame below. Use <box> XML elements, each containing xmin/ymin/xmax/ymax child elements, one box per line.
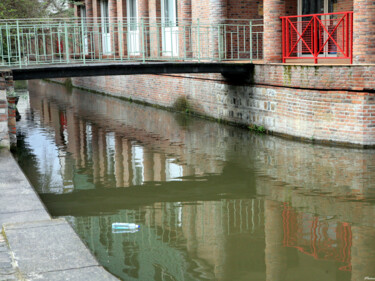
<box><xmin>70</xmin><ymin>0</ymin><xmax>375</xmax><ymax>147</ymax></box>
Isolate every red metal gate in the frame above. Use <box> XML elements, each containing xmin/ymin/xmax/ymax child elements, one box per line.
<box><xmin>281</xmin><ymin>11</ymin><xmax>353</xmax><ymax>64</ymax></box>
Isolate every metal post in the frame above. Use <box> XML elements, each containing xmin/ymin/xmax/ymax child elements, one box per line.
<box><xmin>314</xmin><ymin>16</ymin><xmax>317</xmax><ymax>64</ymax></box>
<box><xmin>286</xmin><ymin>19</ymin><xmax>289</xmax><ymax>60</ymax></box>
<box><xmin>42</xmin><ymin>25</ymin><xmax>47</xmax><ymax>63</ymax></box>
<box><xmin>6</xmin><ymin>23</ymin><xmax>10</xmax><ymax>66</ymax></box>
<box><xmin>281</xmin><ymin>18</ymin><xmax>284</xmax><ymax>63</ymax></box>
<box><xmin>141</xmin><ymin>18</ymin><xmax>145</xmax><ymax>62</ymax></box>
<box><xmin>197</xmin><ymin>19</ymin><xmax>200</xmax><ymax>62</ymax></box>
<box><xmin>119</xmin><ymin>19</ymin><xmax>123</xmax><ymax>61</ymax></box>
<box><xmin>218</xmin><ymin>24</ymin><xmax>221</xmax><ymax>62</ymax></box>
<box><xmin>350</xmin><ymin>12</ymin><xmax>353</xmax><ymax>64</ymax></box>
<box><xmin>345</xmin><ymin>12</ymin><xmax>349</xmax><ymax>58</ymax></box>
<box><xmin>81</xmin><ymin>18</ymin><xmax>86</xmax><ymax>64</ymax></box>
<box><xmin>58</xmin><ymin>24</ymin><xmax>62</xmax><ymax>63</ymax></box>
<box><xmin>0</xmin><ymin>27</ymin><xmax>3</xmax><ymax>65</ymax></box>
<box><xmin>16</xmin><ymin>20</ymin><xmax>22</xmax><ymax>67</ymax></box>
<box><xmin>64</xmin><ymin>21</ymin><xmax>70</xmax><ymax>63</ymax></box>
<box><xmin>183</xmin><ymin>25</ymin><xmax>186</xmax><ymax>60</ymax></box>
<box><xmin>50</xmin><ymin>25</ymin><xmax>54</xmax><ymax>64</ymax></box>
<box><xmin>249</xmin><ymin>20</ymin><xmax>253</xmax><ymax>63</ymax></box>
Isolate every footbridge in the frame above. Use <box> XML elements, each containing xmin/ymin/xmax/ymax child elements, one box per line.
<box><xmin>0</xmin><ymin>17</ymin><xmax>262</xmax><ymax>80</ymax></box>
<box><xmin>9</xmin><ymin>62</ymin><xmax>254</xmax><ymax>81</ymax></box>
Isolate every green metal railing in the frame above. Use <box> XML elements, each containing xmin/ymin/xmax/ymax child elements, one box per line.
<box><xmin>0</xmin><ymin>18</ymin><xmax>263</xmax><ymax>67</ymax></box>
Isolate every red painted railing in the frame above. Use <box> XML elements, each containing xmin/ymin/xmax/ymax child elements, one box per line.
<box><xmin>281</xmin><ymin>12</ymin><xmax>353</xmax><ymax>64</ymax></box>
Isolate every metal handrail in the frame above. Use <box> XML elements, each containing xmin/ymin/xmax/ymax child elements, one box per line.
<box><xmin>281</xmin><ymin>11</ymin><xmax>353</xmax><ymax>64</ymax></box>
<box><xmin>0</xmin><ymin>18</ymin><xmax>264</xmax><ymax>67</ymax></box>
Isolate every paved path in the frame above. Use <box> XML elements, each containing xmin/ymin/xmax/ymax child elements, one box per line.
<box><xmin>0</xmin><ymin>233</ymin><xmax>16</xmax><ymax>281</ymax></box>
<box><xmin>0</xmin><ymin>149</ymin><xmax>118</xmax><ymax>280</ymax></box>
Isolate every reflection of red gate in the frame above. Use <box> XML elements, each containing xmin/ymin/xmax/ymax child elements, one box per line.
<box><xmin>282</xmin><ymin>204</ymin><xmax>352</xmax><ymax>271</ymax></box>
<box><xmin>281</xmin><ymin>12</ymin><xmax>353</xmax><ymax>64</ymax></box>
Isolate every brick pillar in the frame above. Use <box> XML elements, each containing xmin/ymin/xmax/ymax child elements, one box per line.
<box><xmin>85</xmin><ymin>0</ymin><xmax>93</xmax><ymax>17</ymax></box>
<box><xmin>143</xmin><ymin>148</ymin><xmax>154</xmax><ymax>182</ymax></box>
<box><xmin>209</xmin><ymin>0</ymin><xmax>227</xmax><ymax>59</ymax></box>
<box><xmin>74</xmin><ymin>5</ymin><xmax>80</xmax><ymax>17</ymax></box>
<box><xmin>139</xmin><ymin>0</ymin><xmax>149</xmax><ymax>58</ymax></box>
<box><xmin>122</xmin><ymin>139</ymin><xmax>133</xmax><ymax>187</ymax></box>
<box><xmin>109</xmin><ymin>0</ymin><xmax>118</xmax><ymax>57</ymax></box>
<box><xmin>0</xmin><ymin>74</ymin><xmax>9</xmax><ymax>149</ymax></box>
<box><xmin>179</xmin><ymin>0</ymin><xmax>192</xmax><ymax>58</ymax></box>
<box><xmin>92</xmin><ymin>0</ymin><xmax>101</xmax><ymax>58</ymax></box>
<box><xmin>264</xmin><ymin>0</ymin><xmax>285</xmax><ymax>63</ymax></box>
<box><xmin>209</xmin><ymin>0</ymin><xmax>227</xmax><ymax>23</ymax></box>
<box><xmin>115</xmin><ymin>134</ymin><xmax>124</xmax><ymax>187</ymax></box>
<box><xmin>117</xmin><ymin>0</ymin><xmax>128</xmax><ymax>57</ymax></box>
<box><xmin>353</xmin><ymin>0</ymin><xmax>375</xmax><ymax>64</ymax></box>
<box><xmin>85</xmin><ymin>0</ymin><xmax>94</xmax><ymax>58</ymax></box>
<box><xmin>149</xmin><ymin>0</ymin><xmax>161</xmax><ymax>57</ymax></box>
<box><xmin>264</xmin><ymin>200</ymin><xmax>287</xmax><ymax>281</ymax></box>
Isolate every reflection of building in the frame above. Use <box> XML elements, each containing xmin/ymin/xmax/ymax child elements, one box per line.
<box><xmin>70</xmin><ymin>198</ymin><xmax>265</xmax><ymax>281</ymax></box>
<box><xmin>27</xmin><ymin>80</ymin><xmax>226</xmax><ymax>193</ymax></box>
<box><xmin>22</xmin><ymin>80</ymin><xmax>375</xmax><ymax>281</ymax></box>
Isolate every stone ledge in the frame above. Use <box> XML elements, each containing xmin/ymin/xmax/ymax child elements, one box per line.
<box><xmin>0</xmin><ymin>149</ymin><xmax>119</xmax><ymax>280</ymax></box>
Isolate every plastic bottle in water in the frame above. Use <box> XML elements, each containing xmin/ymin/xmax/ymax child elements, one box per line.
<box><xmin>112</xmin><ymin>223</ymin><xmax>140</xmax><ymax>230</ymax></box>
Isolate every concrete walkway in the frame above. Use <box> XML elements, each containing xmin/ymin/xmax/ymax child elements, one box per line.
<box><xmin>0</xmin><ymin>149</ymin><xmax>119</xmax><ymax>280</ymax></box>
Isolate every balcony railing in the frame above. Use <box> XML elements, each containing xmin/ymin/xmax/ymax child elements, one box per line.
<box><xmin>0</xmin><ymin>18</ymin><xmax>263</xmax><ymax>67</ymax></box>
<box><xmin>281</xmin><ymin>12</ymin><xmax>353</xmax><ymax>64</ymax></box>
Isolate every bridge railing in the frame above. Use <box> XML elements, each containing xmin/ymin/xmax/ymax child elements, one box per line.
<box><xmin>0</xmin><ymin>18</ymin><xmax>263</xmax><ymax>67</ymax></box>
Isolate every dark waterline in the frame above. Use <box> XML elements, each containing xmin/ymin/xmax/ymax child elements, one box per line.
<box><xmin>12</xmin><ymin>80</ymin><xmax>375</xmax><ymax>281</ymax></box>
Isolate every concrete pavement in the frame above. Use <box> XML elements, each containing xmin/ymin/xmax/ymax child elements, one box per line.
<box><xmin>0</xmin><ymin>149</ymin><xmax>119</xmax><ymax>281</ymax></box>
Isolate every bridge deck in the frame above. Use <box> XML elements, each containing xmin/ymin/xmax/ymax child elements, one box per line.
<box><xmin>9</xmin><ymin>61</ymin><xmax>255</xmax><ymax>81</ymax></box>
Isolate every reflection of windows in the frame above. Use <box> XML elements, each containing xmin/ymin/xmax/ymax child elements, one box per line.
<box><xmin>128</xmin><ymin>0</ymin><xmax>138</xmax><ymax>31</ymax></box>
<box><xmin>106</xmin><ymin>132</ymin><xmax>115</xmax><ymax>175</ymax></box>
<box><xmin>163</xmin><ymin>0</ymin><xmax>177</xmax><ymax>26</ymax></box>
<box><xmin>100</xmin><ymin>0</ymin><xmax>110</xmax><ymax>33</ymax></box>
<box><xmin>132</xmin><ymin>145</ymin><xmax>144</xmax><ymax>185</ymax></box>
<box><xmin>165</xmin><ymin>159</ymin><xmax>183</xmax><ymax>181</ymax></box>
<box><xmin>80</xmin><ymin>6</ymin><xmax>88</xmax><ymax>54</ymax></box>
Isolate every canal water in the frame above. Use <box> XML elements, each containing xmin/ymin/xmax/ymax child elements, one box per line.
<box><xmin>12</xmin><ymin>80</ymin><xmax>375</xmax><ymax>281</ymax></box>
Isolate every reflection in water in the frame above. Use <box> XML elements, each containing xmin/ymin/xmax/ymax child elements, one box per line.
<box><xmin>13</xmin><ymin>80</ymin><xmax>375</xmax><ymax>281</ymax></box>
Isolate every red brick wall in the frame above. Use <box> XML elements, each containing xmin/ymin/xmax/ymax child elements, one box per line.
<box><xmin>335</xmin><ymin>0</ymin><xmax>353</xmax><ymax>12</ymax></box>
<box><xmin>227</xmin><ymin>0</ymin><xmax>263</xmax><ymax>20</ymax></box>
<box><xmin>353</xmin><ymin>0</ymin><xmax>375</xmax><ymax>64</ymax></box>
<box><xmin>71</xmin><ymin>63</ymin><xmax>375</xmax><ymax>147</ymax></box>
<box><xmin>192</xmin><ymin>0</ymin><xmax>210</xmax><ymax>21</ymax></box>
<box><xmin>85</xmin><ymin>0</ymin><xmax>94</xmax><ymax>17</ymax></box>
<box><xmin>264</xmin><ymin>0</ymin><xmax>285</xmax><ymax>63</ymax></box>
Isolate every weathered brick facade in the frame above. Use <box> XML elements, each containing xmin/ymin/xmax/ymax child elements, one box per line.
<box><xmin>69</xmin><ymin>0</ymin><xmax>375</xmax><ymax>146</ymax></box>
<box><xmin>71</xmin><ymin>63</ymin><xmax>375</xmax><ymax>147</ymax></box>
<box><xmin>353</xmin><ymin>0</ymin><xmax>375</xmax><ymax>63</ymax></box>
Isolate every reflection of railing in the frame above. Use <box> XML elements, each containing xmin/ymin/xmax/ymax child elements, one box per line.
<box><xmin>0</xmin><ymin>17</ymin><xmax>263</xmax><ymax>67</ymax></box>
<box><xmin>281</xmin><ymin>12</ymin><xmax>353</xmax><ymax>64</ymax></box>
<box><xmin>282</xmin><ymin>204</ymin><xmax>352</xmax><ymax>271</ymax></box>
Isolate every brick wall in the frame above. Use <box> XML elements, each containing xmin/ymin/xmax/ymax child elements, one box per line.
<box><xmin>0</xmin><ymin>76</ymin><xmax>9</xmax><ymax>149</ymax></box>
<box><xmin>353</xmin><ymin>0</ymin><xmax>375</xmax><ymax>64</ymax></box>
<box><xmin>227</xmin><ymin>0</ymin><xmax>263</xmax><ymax>20</ymax></box>
<box><xmin>71</xmin><ymin>63</ymin><xmax>375</xmax><ymax>147</ymax></box>
<box><xmin>264</xmin><ymin>0</ymin><xmax>285</xmax><ymax>63</ymax></box>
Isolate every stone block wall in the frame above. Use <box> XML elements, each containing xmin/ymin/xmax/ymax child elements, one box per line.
<box><xmin>72</xmin><ymin>63</ymin><xmax>375</xmax><ymax>147</ymax></box>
